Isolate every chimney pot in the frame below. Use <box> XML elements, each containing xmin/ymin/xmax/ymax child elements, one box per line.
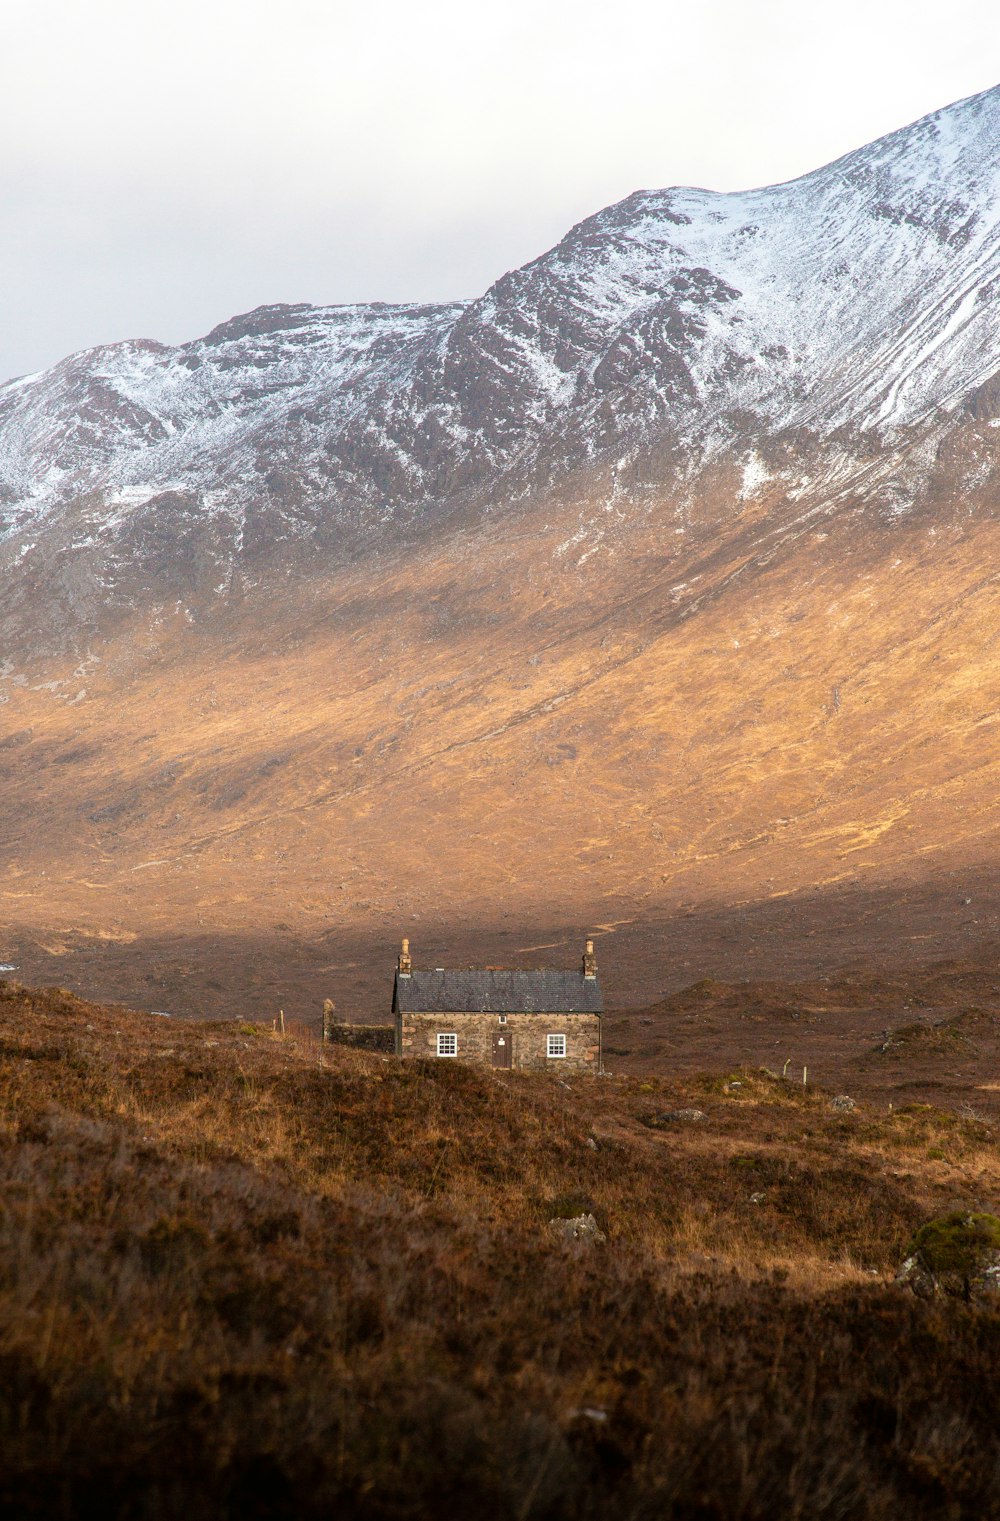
<box><xmin>398</xmin><ymin>937</ymin><xmax>412</xmax><ymax>976</ymax></box>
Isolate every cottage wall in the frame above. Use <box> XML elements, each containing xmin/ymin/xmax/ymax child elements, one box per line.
<box><xmin>396</xmin><ymin>1010</ymin><xmax>600</xmax><ymax>1073</ymax></box>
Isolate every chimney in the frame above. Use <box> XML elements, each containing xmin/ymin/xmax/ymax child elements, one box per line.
<box><xmin>398</xmin><ymin>937</ymin><xmax>412</xmax><ymax>976</ymax></box>
<box><xmin>583</xmin><ymin>938</ymin><xmax>597</xmax><ymax>979</ymax></box>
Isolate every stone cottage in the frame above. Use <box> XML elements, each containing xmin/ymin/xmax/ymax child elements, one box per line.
<box><xmin>392</xmin><ymin>938</ymin><xmax>603</xmax><ymax>1072</ymax></box>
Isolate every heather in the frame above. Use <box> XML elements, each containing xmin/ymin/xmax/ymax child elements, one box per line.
<box><xmin>2</xmin><ymin>980</ymin><xmax>999</xmax><ymax>1519</ymax></box>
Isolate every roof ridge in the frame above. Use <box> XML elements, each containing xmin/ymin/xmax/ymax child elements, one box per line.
<box><xmin>393</xmin><ymin>965</ymin><xmax>602</xmax><ymax>1015</ymax></box>
<box><xmin>410</xmin><ymin>965</ymin><xmax>587</xmax><ymax>973</ymax></box>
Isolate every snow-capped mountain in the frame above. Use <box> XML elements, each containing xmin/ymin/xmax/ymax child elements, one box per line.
<box><xmin>6</xmin><ymin>86</ymin><xmax>1000</xmax><ymax>1006</ymax></box>
<box><xmin>2</xmin><ymin>83</ymin><xmax>1000</xmax><ymax>596</ymax></box>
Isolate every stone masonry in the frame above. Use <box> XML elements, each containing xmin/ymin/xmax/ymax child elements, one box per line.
<box><xmin>398</xmin><ymin>1010</ymin><xmax>600</xmax><ymax>1072</ymax></box>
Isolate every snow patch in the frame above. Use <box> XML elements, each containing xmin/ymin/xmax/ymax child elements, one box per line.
<box><xmin>739</xmin><ymin>452</ymin><xmax>772</xmax><ymax>500</ymax></box>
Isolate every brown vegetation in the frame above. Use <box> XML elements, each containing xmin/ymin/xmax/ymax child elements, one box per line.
<box><xmin>606</xmin><ymin>953</ymin><xmax>1000</xmax><ymax>1124</ymax></box>
<box><xmin>2</xmin><ymin>979</ymin><xmax>1000</xmax><ymax>1517</ymax></box>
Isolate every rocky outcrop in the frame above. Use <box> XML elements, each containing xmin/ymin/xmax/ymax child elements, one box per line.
<box><xmin>896</xmin><ymin>1211</ymin><xmax>1000</xmax><ymax>1301</ymax></box>
<box><xmin>548</xmin><ymin>1213</ymin><xmax>607</xmax><ymax>1246</ymax></box>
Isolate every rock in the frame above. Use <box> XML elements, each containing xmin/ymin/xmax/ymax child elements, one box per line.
<box><xmin>896</xmin><ymin>1254</ymin><xmax>938</xmax><ymax>1298</ymax></box>
<box><xmin>644</xmin><ymin>1108</ymin><xmax>707</xmax><ymax>1127</ymax></box>
<box><xmin>548</xmin><ymin>1213</ymin><xmax>607</xmax><ymax>1245</ymax></box>
<box><xmin>830</xmin><ymin>1095</ymin><xmax>856</xmax><ymax>1113</ymax></box>
<box><xmin>896</xmin><ymin>1211</ymin><xmax>1000</xmax><ymax>1301</ymax></box>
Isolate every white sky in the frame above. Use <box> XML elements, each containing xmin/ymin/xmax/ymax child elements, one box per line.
<box><xmin>1</xmin><ymin>0</ymin><xmax>998</xmax><ymax>381</ymax></box>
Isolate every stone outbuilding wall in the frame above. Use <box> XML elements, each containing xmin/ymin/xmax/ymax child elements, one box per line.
<box><xmin>321</xmin><ymin>1000</ymin><xmax>395</xmax><ymax>1052</ymax></box>
<box><xmin>325</xmin><ymin>1022</ymin><xmax>396</xmax><ymax>1053</ymax></box>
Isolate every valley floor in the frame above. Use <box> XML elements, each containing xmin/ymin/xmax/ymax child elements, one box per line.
<box><xmin>1</xmin><ymin>979</ymin><xmax>999</xmax><ymax>1518</ymax></box>
<box><xmin>5</xmin><ymin>863</ymin><xmax>1000</xmax><ymax>1125</ymax></box>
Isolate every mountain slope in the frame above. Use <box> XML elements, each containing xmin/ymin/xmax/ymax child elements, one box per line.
<box><xmin>2</xmin><ymin>87</ymin><xmax>1000</xmax><ymax>1014</ymax></box>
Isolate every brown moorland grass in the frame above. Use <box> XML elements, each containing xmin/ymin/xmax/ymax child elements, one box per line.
<box><xmin>2</xmin><ymin>980</ymin><xmax>1000</xmax><ymax>1518</ymax></box>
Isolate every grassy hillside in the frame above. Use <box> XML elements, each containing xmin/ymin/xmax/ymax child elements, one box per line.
<box><xmin>2</xmin><ymin>980</ymin><xmax>1000</xmax><ymax>1517</ymax></box>
<box><xmin>3</xmin><ymin>474</ymin><xmax>1000</xmax><ymax>997</ymax></box>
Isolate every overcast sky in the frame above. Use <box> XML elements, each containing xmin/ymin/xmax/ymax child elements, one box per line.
<box><xmin>1</xmin><ymin>0</ymin><xmax>998</xmax><ymax>381</ymax></box>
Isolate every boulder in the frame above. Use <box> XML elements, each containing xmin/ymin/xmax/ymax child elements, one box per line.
<box><xmin>896</xmin><ymin>1211</ymin><xmax>1000</xmax><ymax>1301</ymax></box>
<box><xmin>643</xmin><ymin>1108</ymin><xmax>707</xmax><ymax>1128</ymax></box>
<box><xmin>548</xmin><ymin>1213</ymin><xmax>607</xmax><ymax>1245</ymax></box>
<box><xmin>829</xmin><ymin>1095</ymin><xmax>857</xmax><ymax>1113</ymax></box>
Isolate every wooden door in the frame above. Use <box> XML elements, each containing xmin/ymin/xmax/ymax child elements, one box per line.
<box><xmin>492</xmin><ymin>1030</ymin><xmax>512</xmax><ymax>1068</ymax></box>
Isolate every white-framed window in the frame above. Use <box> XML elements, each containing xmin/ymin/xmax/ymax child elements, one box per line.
<box><xmin>547</xmin><ymin>1034</ymin><xmax>567</xmax><ymax>1059</ymax></box>
<box><xmin>436</xmin><ymin>1033</ymin><xmax>458</xmax><ymax>1057</ymax></box>
<box><xmin>498</xmin><ymin>1014</ymin><xmax>507</xmax><ymax>1025</ymax></box>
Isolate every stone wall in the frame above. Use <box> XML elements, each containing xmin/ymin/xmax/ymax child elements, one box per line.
<box><xmin>323</xmin><ymin>1022</ymin><xmax>395</xmax><ymax>1053</ymax></box>
<box><xmin>397</xmin><ymin>1010</ymin><xmax>600</xmax><ymax>1073</ymax></box>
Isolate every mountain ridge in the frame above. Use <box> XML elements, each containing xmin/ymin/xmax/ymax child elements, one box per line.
<box><xmin>3</xmin><ymin>81</ymin><xmax>1000</xmax><ymax>615</ymax></box>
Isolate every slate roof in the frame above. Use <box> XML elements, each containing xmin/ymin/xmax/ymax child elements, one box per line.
<box><xmin>393</xmin><ymin>968</ymin><xmax>602</xmax><ymax>1015</ymax></box>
